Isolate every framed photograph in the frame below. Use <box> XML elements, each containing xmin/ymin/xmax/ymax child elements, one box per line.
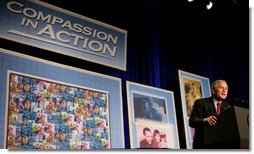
<box><xmin>0</xmin><ymin>48</ymin><xmax>124</xmax><ymax>149</ymax></box>
<box><xmin>126</xmin><ymin>81</ymin><xmax>179</xmax><ymax>149</ymax></box>
<box><xmin>178</xmin><ymin>70</ymin><xmax>211</xmax><ymax>149</ymax></box>
<box><xmin>133</xmin><ymin>92</ymin><xmax>168</xmax><ymax>124</ymax></box>
<box><xmin>7</xmin><ymin>72</ymin><xmax>110</xmax><ymax>150</ymax></box>
<box><xmin>136</xmin><ymin>123</ymin><xmax>175</xmax><ymax>149</ymax></box>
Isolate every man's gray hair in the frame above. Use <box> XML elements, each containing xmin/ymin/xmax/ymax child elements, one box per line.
<box><xmin>212</xmin><ymin>80</ymin><xmax>227</xmax><ymax>90</ymax></box>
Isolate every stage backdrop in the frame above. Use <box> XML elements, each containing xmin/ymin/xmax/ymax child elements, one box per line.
<box><xmin>0</xmin><ymin>0</ymin><xmax>127</xmax><ymax>70</ymax></box>
<box><xmin>0</xmin><ymin>48</ymin><xmax>124</xmax><ymax>149</ymax></box>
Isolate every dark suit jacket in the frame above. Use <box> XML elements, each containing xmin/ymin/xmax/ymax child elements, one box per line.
<box><xmin>189</xmin><ymin>97</ymin><xmax>231</xmax><ymax>149</ymax></box>
<box><xmin>139</xmin><ymin>139</ymin><xmax>153</xmax><ymax>148</ymax></box>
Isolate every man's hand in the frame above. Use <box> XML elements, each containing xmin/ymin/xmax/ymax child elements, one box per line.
<box><xmin>203</xmin><ymin>116</ymin><xmax>217</xmax><ymax>126</ymax></box>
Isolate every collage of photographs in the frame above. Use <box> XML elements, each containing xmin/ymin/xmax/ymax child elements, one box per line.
<box><xmin>7</xmin><ymin>73</ymin><xmax>110</xmax><ymax>149</ymax></box>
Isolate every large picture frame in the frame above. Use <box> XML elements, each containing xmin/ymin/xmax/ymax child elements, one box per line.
<box><xmin>126</xmin><ymin>81</ymin><xmax>179</xmax><ymax>149</ymax></box>
<box><xmin>0</xmin><ymin>48</ymin><xmax>124</xmax><ymax>149</ymax></box>
<box><xmin>178</xmin><ymin>70</ymin><xmax>211</xmax><ymax>149</ymax></box>
<box><xmin>7</xmin><ymin>71</ymin><xmax>110</xmax><ymax>150</ymax></box>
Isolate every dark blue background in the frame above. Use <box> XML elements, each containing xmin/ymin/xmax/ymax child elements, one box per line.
<box><xmin>0</xmin><ymin>0</ymin><xmax>248</xmax><ymax>149</ymax></box>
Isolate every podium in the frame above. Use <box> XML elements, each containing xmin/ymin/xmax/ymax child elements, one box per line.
<box><xmin>204</xmin><ymin>106</ymin><xmax>249</xmax><ymax>149</ymax></box>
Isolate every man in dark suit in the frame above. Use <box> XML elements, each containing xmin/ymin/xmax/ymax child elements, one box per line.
<box><xmin>139</xmin><ymin>127</ymin><xmax>153</xmax><ymax>148</ymax></box>
<box><xmin>189</xmin><ymin>80</ymin><xmax>231</xmax><ymax>149</ymax></box>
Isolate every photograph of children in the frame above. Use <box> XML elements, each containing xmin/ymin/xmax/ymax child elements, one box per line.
<box><xmin>6</xmin><ymin>73</ymin><xmax>110</xmax><ymax>149</ymax></box>
<box><xmin>136</xmin><ymin>123</ymin><xmax>174</xmax><ymax>149</ymax></box>
<box><xmin>33</xmin><ymin>142</ymin><xmax>43</xmax><ymax>149</ymax></box>
<box><xmin>80</xmin><ymin>141</ymin><xmax>90</xmax><ymax>149</ymax></box>
<box><xmin>183</xmin><ymin>78</ymin><xmax>203</xmax><ymax>117</ymax></box>
<box><xmin>7</xmin><ymin>125</ymin><xmax>16</xmax><ymax>137</ymax></box>
<box><xmin>133</xmin><ymin>93</ymin><xmax>167</xmax><ymax>124</ymax></box>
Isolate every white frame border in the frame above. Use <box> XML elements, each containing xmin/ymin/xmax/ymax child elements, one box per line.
<box><xmin>0</xmin><ymin>48</ymin><xmax>125</xmax><ymax>149</ymax></box>
<box><xmin>126</xmin><ymin>81</ymin><xmax>179</xmax><ymax>149</ymax></box>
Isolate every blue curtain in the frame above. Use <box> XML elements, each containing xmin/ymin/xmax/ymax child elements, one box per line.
<box><xmin>101</xmin><ymin>0</ymin><xmax>248</xmax><ymax>148</ymax></box>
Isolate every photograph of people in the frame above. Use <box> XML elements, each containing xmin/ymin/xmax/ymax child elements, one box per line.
<box><xmin>127</xmin><ymin>82</ymin><xmax>179</xmax><ymax>149</ymax></box>
<box><xmin>183</xmin><ymin>78</ymin><xmax>203</xmax><ymax>117</ymax></box>
<box><xmin>7</xmin><ymin>73</ymin><xmax>110</xmax><ymax>149</ymax></box>
<box><xmin>139</xmin><ymin>127</ymin><xmax>168</xmax><ymax>149</ymax></box>
<box><xmin>133</xmin><ymin>93</ymin><xmax>167</xmax><ymax>124</ymax></box>
<box><xmin>139</xmin><ymin>127</ymin><xmax>153</xmax><ymax>148</ymax></box>
<box><xmin>151</xmin><ymin>129</ymin><xmax>161</xmax><ymax>148</ymax></box>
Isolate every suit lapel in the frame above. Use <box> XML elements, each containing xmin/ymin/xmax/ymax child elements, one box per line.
<box><xmin>221</xmin><ymin>101</ymin><xmax>230</xmax><ymax>112</ymax></box>
<box><xmin>221</xmin><ymin>101</ymin><xmax>225</xmax><ymax>112</ymax></box>
<box><xmin>207</xmin><ymin>97</ymin><xmax>216</xmax><ymax>115</ymax></box>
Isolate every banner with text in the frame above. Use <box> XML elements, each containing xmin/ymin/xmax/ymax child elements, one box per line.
<box><xmin>0</xmin><ymin>0</ymin><xmax>127</xmax><ymax>70</ymax></box>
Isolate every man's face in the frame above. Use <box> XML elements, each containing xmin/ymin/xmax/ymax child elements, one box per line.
<box><xmin>145</xmin><ymin>131</ymin><xmax>153</xmax><ymax>144</ymax></box>
<box><xmin>212</xmin><ymin>81</ymin><xmax>228</xmax><ymax>101</ymax></box>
